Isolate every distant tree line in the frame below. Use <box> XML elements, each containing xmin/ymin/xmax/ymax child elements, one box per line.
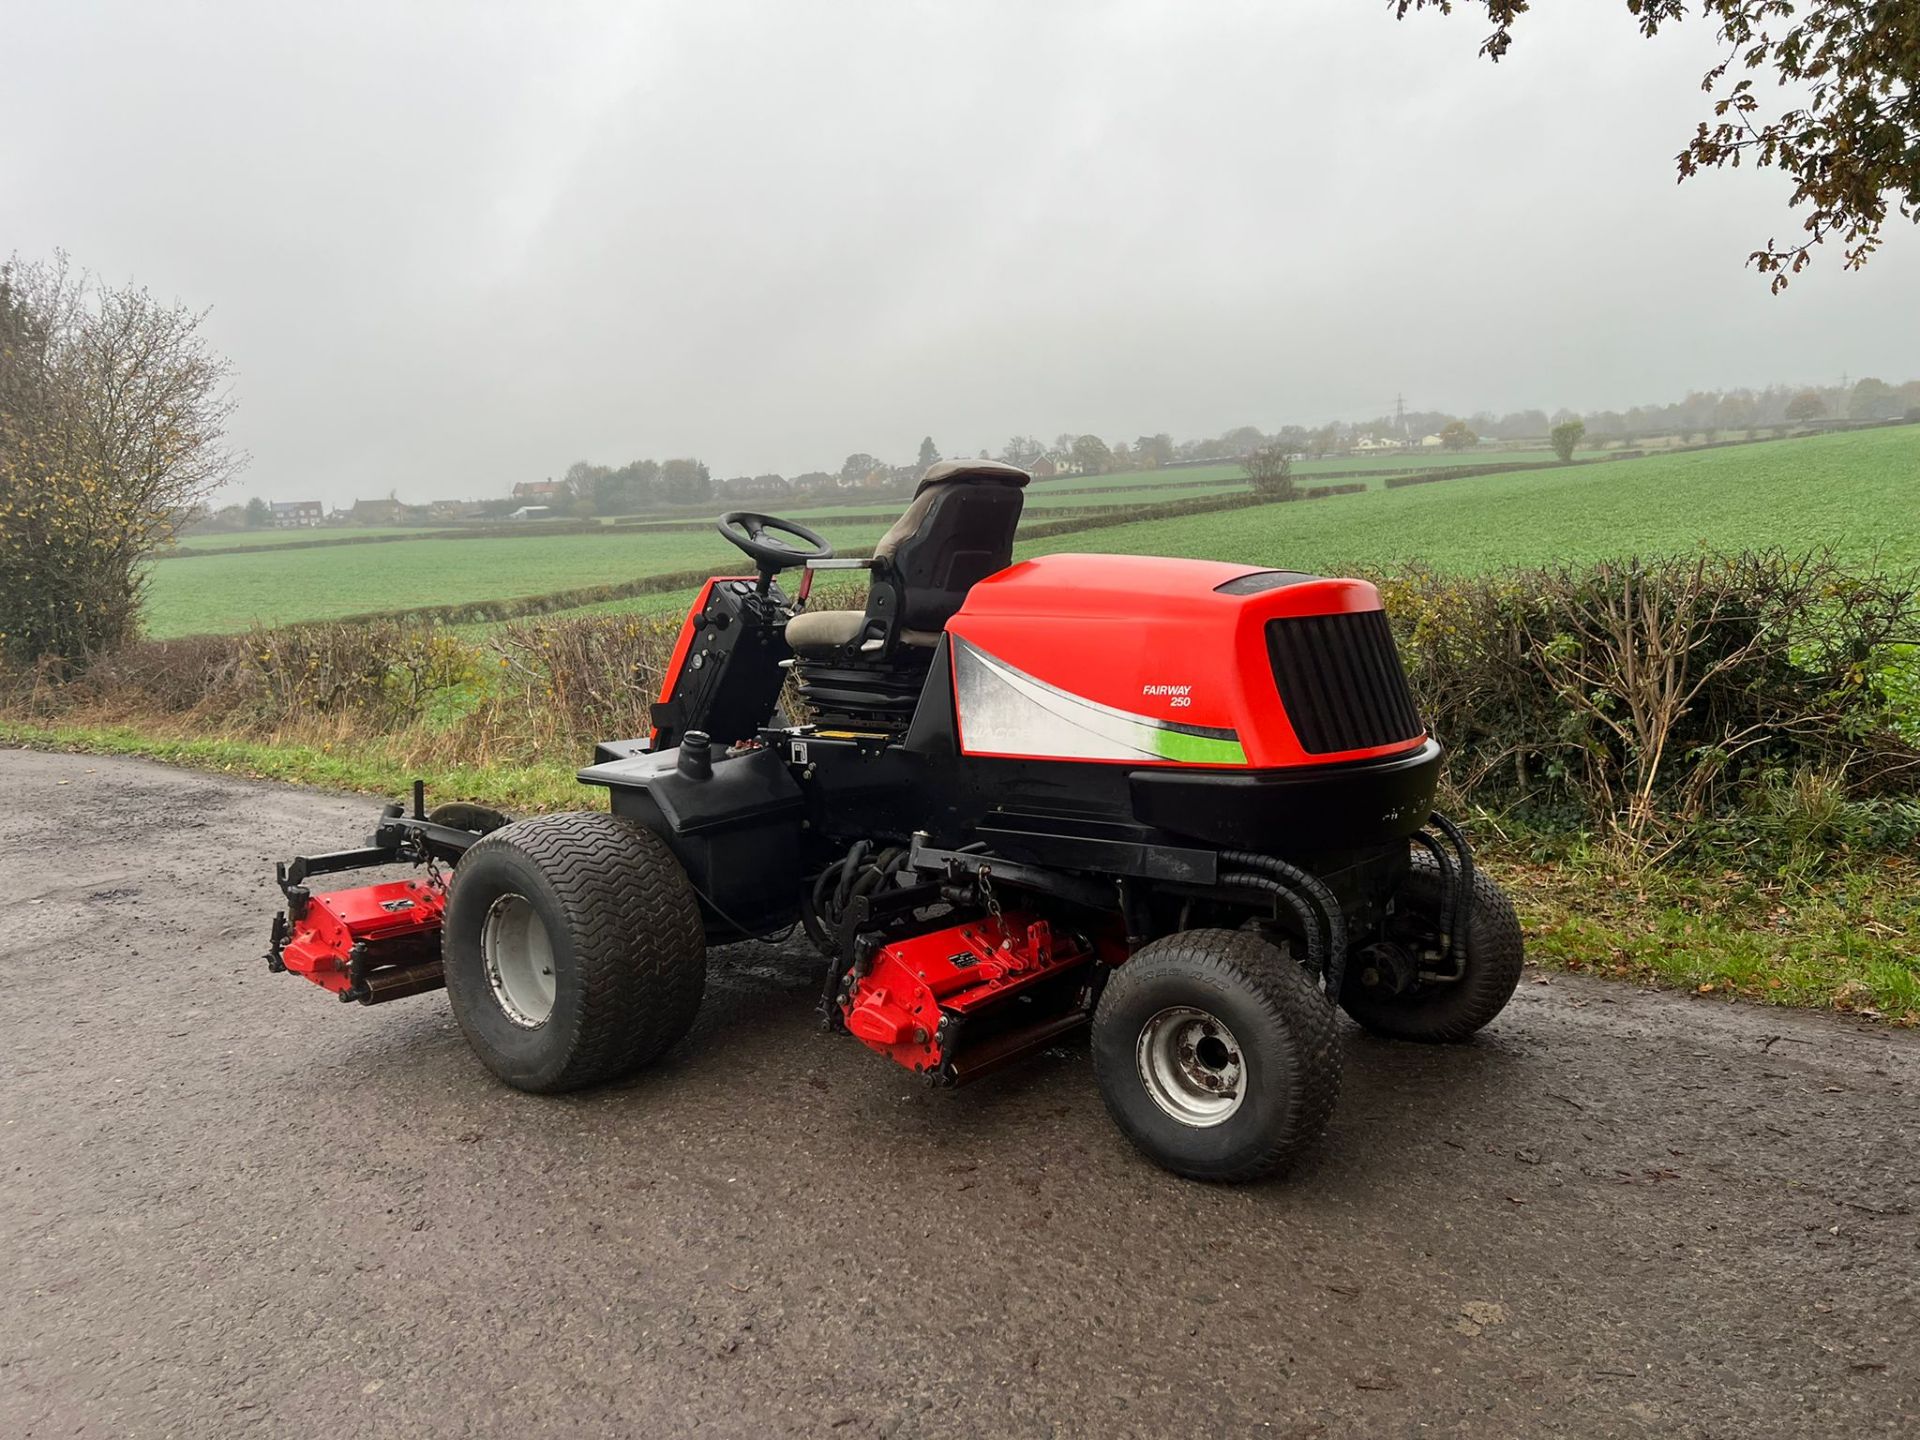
<box><xmin>219</xmin><ymin>375</ymin><xmax>1917</xmax><ymax>534</ymax></box>
<box><xmin>561</xmin><ymin>458</ymin><xmax>713</xmax><ymax>517</ymax></box>
<box><xmin>519</xmin><ymin>373</ymin><xmax>1919</xmax><ymax>519</ymax></box>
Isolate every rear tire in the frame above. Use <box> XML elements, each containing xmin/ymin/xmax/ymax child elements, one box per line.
<box><xmin>1092</xmin><ymin>929</ymin><xmax>1341</xmax><ymax>1182</ymax></box>
<box><xmin>1340</xmin><ymin>850</ymin><xmax>1524</xmax><ymax>1043</ymax></box>
<box><xmin>442</xmin><ymin>811</ymin><xmax>705</xmax><ymax>1093</ymax></box>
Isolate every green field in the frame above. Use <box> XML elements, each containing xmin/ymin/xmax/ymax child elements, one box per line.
<box><xmin>1017</xmin><ymin>425</ymin><xmax>1920</xmax><ymax>574</ymax></box>
<box><xmin>1031</xmin><ymin>448</ymin><xmax>1587</xmax><ymax>495</ymax></box>
<box><xmin>537</xmin><ymin>427</ymin><xmax>1917</xmax><ymax>628</ymax></box>
<box><xmin>170</xmin><ymin>525</ymin><xmax>425</xmax><ymax>552</ymax></box>
<box><xmin>143</xmin><ymin>522</ymin><xmax>897</xmax><ymax>635</ymax></box>
<box><xmin>145</xmin><ymin>426</ymin><xmax>1916</xmax><ymax>637</ymax></box>
<box><xmin>148</xmin><ymin>491</ymin><xmax>1255</xmax><ymax>634</ymax></box>
<box><xmin>1293</xmin><ymin>446</ymin><xmax>1579</xmax><ymax>475</ymax></box>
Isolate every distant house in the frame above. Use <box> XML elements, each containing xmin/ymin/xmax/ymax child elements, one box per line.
<box><xmin>1031</xmin><ymin>451</ymin><xmax>1081</xmax><ymax>478</ymax></box>
<box><xmin>512</xmin><ymin>480</ymin><xmax>570</xmax><ymax>502</ymax></box>
<box><xmin>1352</xmin><ymin>436</ymin><xmax>1400</xmax><ymax>453</ymax></box>
<box><xmin>270</xmin><ymin>500</ymin><xmax>324</xmax><ymax>529</ymax></box>
<box><xmin>509</xmin><ymin>505</ymin><xmax>553</xmax><ymax>521</ymax></box>
<box><xmin>1419</xmin><ymin>434</ymin><xmax>1445</xmax><ymax>448</ymax></box>
<box><xmin>349</xmin><ymin>496</ymin><xmax>406</xmax><ymax>524</ymax></box>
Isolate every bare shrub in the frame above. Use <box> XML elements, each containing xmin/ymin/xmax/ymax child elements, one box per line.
<box><xmin>242</xmin><ymin>623</ymin><xmax>476</xmax><ymax>731</ymax></box>
<box><xmin>1384</xmin><ymin>550</ymin><xmax>1920</xmax><ymax>858</ymax></box>
<box><xmin>62</xmin><ymin>633</ymin><xmax>251</xmax><ymax>718</ymax></box>
<box><xmin>471</xmin><ymin>615</ymin><xmax>684</xmax><ymax>755</ymax></box>
<box><xmin>1241</xmin><ymin>442</ymin><xmax>1296</xmax><ymax>500</ymax></box>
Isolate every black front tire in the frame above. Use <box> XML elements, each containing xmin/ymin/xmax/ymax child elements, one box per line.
<box><xmin>1092</xmin><ymin>929</ymin><xmax>1341</xmax><ymax>1182</ymax></box>
<box><xmin>1340</xmin><ymin>850</ymin><xmax>1525</xmax><ymax>1043</ymax></box>
<box><xmin>442</xmin><ymin>811</ymin><xmax>705</xmax><ymax>1093</ymax></box>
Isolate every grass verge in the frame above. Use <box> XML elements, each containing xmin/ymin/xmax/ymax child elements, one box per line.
<box><xmin>1496</xmin><ymin>854</ymin><xmax>1918</xmax><ymax>1024</ymax></box>
<box><xmin>4</xmin><ymin>718</ymin><xmax>1911</xmax><ymax>1024</ymax></box>
<box><xmin>0</xmin><ymin>718</ymin><xmax>591</xmax><ymax>815</ymax></box>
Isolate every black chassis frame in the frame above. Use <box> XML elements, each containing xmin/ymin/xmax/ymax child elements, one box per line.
<box><xmin>577</xmin><ymin>576</ymin><xmax>1446</xmax><ymax>959</ymax></box>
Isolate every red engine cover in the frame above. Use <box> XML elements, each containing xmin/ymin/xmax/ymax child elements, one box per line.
<box><xmin>840</xmin><ymin>913</ymin><xmax>1095</xmax><ymax>1076</ymax></box>
<box><xmin>944</xmin><ymin>552</ymin><xmax>1426</xmax><ymax>769</ymax></box>
<box><xmin>279</xmin><ymin>877</ymin><xmax>447</xmax><ymax>994</ymax></box>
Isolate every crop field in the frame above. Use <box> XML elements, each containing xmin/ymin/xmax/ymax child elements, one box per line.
<box><xmin>1031</xmin><ymin>448</ymin><xmax>1591</xmax><ymax>495</ymax></box>
<box><xmin>1292</xmin><ymin>446</ymin><xmax>1582</xmax><ymax>475</ymax></box>
<box><xmin>1016</xmin><ymin>425</ymin><xmax>1920</xmax><ymax>574</ymax></box>
<box><xmin>147</xmin><ymin>426</ymin><xmax>1914</xmax><ymax>637</ymax></box>
<box><xmin>148</xmin><ymin>490</ymin><xmax>1257</xmax><ymax>634</ymax></box>
<box><xmin>170</xmin><ymin>525</ymin><xmax>426</xmax><ymax>552</ymax></box>
<box><xmin>143</xmin><ymin>521</ymin><xmax>897</xmax><ymax>636</ymax></box>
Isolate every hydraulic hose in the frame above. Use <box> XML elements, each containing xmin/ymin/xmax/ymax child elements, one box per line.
<box><xmin>1220</xmin><ymin>849</ymin><xmax>1349</xmax><ymax>1003</ymax></box>
<box><xmin>805</xmin><ymin>843</ymin><xmax>912</xmax><ymax>960</ymax></box>
<box><xmin>1409</xmin><ymin>829</ymin><xmax>1458</xmax><ymax>954</ymax></box>
<box><xmin>833</xmin><ymin>840</ymin><xmax>872</xmax><ymax>915</ymax></box>
<box><xmin>1217</xmin><ymin>871</ymin><xmax>1326</xmax><ymax>991</ymax></box>
<box><xmin>1426</xmin><ymin>813</ymin><xmax>1477</xmax><ymax>970</ymax></box>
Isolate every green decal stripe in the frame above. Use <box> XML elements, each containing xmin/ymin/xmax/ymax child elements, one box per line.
<box><xmin>1153</xmin><ymin>729</ymin><xmax>1247</xmax><ymax>765</ymax></box>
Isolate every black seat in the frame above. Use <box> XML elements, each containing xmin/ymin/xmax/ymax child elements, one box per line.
<box><xmin>785</xmin><ymin>460</ymin><xmax>1029</xmax><ymax>659</ymax></box>
<box><xmin>786</xmin><ymin>460</ymin><xmax>1028</xmax><ymax>735</ymax></box>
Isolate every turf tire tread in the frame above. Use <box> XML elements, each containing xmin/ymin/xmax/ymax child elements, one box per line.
<box><xmin>1094</xmin><ymin>928</ymin><xmax>1341</xmax><ymax>1182</ymax></box>
<box><xmin>446</xmin><ymin>811</ymin><xmax>705</xmax><ymax>1092</ymax></box>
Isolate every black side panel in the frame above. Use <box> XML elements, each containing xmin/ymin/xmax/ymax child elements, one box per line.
<box><xmin>901</xmin><ymin>635</ymin><xmax>958</xmax><ymax>756</ymax></box>
<box><xmin>642</xmin><ymin>745</ymin><xmax>803</xmax><ymax>835</ymax></box>
<box><xmin>1128</xmin><ymin>740</ymin><xmax>1442</xmax><ymax>852</ymax></box>
<box><xmin>606</xmin><ymin>747</ymin><xmax>804</xmax><ymax>938</ymax></box>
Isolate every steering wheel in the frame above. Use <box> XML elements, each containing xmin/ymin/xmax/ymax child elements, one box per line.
<box><xmin>716</xmin><ymin>511</ymin><xmax>835</xmax><ymax>569</ymax></box>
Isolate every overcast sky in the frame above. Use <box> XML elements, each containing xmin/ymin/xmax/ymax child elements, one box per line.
<box><xmin>7</xmin><ymin>1</ymin><xmax>1916</xmax><ymax>507</ymax></box>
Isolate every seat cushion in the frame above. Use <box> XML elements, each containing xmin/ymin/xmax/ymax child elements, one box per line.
<box><xmin>785</xmin><ymin>608</ymin><xmax>866</xmax><ymax>657</ymax></box>
<box><xmin>786</xmin><ymin>609</ymin><xmax>942</xmax><ymax>658</ymax></box>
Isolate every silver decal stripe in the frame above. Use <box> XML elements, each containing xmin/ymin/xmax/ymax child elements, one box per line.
<box><xmin>952</xmin><ymin>637</ymin><xmax>1247</xmax><ymax>765</ymax></box>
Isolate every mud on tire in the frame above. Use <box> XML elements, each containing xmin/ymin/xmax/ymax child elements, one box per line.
<box><xmin>1092</xmin><ymin>928</ymin><xmax>1341</xmax><ymax>1182</ymax></box>
<box><xmin>443</xmin><ymin>811</ymin><xmax>705</xmax><ymax>1093</ymax></box>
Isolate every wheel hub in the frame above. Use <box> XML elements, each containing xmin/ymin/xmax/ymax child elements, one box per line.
<box><xmin>481</xmin><ymin>893</ymin><xmax>556</xmax><ymax>1027</ymax></box>
<box><xmin>1355</xmin><ymin>940</ymin><xmax>1421</xmax><ymax>996</ymax></box>
<box><xmin>1136</xmin><ymin>1006</ymin><xmax>1246</xmax><ymax>1127</ymax></box>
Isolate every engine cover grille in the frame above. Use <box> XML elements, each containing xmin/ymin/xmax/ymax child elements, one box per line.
<box><xmin>1264</xmin><ymin>610</ymin><xmax>1424</xmax><ymax>755</ymax></box>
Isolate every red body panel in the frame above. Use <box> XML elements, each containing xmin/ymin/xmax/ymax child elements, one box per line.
<box><xmin>944</xmin><ymin>553</ymin><xmax>1424</xmax><ymax>770</ymax></box>
<box><xmin>279</xmin><ymin>878</ymin><xmax>446</xmax><ymax>995</ymax></box>
<box><xmin>841</xmin><ymin>914</ymin><xmax>1096</xmax><ymax>1075</ymax></box>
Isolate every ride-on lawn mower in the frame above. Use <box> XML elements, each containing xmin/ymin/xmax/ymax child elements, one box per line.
<box><xmin>268</xmin><ymin>461</ymin><xmax>1524</xmax><ymax>1181</ymax></box>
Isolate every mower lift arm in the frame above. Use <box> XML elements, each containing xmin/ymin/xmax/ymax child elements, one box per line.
<box><xmin>275</xmin><ymin>783</ymin><xmax>493</xmax><ymax>916</ymax></box>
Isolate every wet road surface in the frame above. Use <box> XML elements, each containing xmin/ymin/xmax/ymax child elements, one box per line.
<box><xmin>2</xmin><ymin>748</ymin><xmax>1915</xmax><ymax>1437</ymax></box>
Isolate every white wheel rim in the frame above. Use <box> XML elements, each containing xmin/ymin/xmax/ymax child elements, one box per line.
<box><xmin>481</xmin><ymin>893</ymin><xmax>556</xmax><ymax>1028</ymax></box>
<box><xmin>1136</xmin><ymin>1006</ymin><xmax>1246</xmax><ymax>1127</ymax></box>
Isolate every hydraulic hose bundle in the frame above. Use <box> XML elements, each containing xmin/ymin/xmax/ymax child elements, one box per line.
<box><xmin>800</xmin><ymin>842</ymin><xmax>912</xmax><ymax>957</ymax></box>
<box><xmin>1218</xmin><ymin>849</ymin><xmax>1349</xmax><ymax>1002</ymax></box>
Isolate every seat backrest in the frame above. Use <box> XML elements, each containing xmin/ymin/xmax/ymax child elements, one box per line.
<box><xmin>876</xmin><ymin>460</ymin><xmax>1029</xmax><ymax>632</ymax></box>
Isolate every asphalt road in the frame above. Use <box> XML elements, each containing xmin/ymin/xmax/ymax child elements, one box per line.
<box><xmin>2</xmin><ymin>748</ymin><xmax>1916</xmax><ymax>1439</ymax></box>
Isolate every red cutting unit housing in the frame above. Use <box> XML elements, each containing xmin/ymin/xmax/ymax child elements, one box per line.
<box><xmin>839</xmin><ymin>912</ymin><xmax>1101</xmax><ymax>1080</ymax></box>
<box><xmin>272</xmin><ymin>876</ymin><xmax>447</xmax><ymax>1002</ymax></box>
